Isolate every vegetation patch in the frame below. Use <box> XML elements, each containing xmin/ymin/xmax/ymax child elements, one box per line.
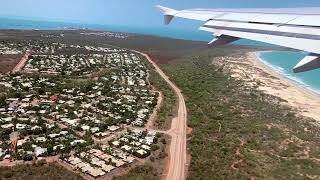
<box><xmin>159</xmin><ymin>48</ymin><xmax>320</xmax><ymax>179</ymax></box>
<box><xmin>148</xmin><ymin>67</ymin><xmax>176</xmax><ymax>130</ymax></box>
<box><xmin>0</xmin><ymin>161</ymin><xmax>82</xmax><ymax>180</ymax></box>
<box><xmin>114</xmin><ymin>164</ymin><xmax>159</xmax><ymax>180</ymax></box>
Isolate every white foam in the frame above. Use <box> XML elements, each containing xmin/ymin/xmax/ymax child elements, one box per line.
<box><xmin>256</xmin><ymin>52</ymin><xmax>320</xmax><ymax>95</ymax></box>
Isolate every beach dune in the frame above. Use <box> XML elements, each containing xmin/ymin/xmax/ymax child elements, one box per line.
<box><xmin>213</xmin><ymin>51</ymin><xmax>320</xmax><ymax>124</ymax></box>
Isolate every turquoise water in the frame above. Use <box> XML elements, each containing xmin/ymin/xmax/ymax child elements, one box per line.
<box><xmin>0</xmin><ymin>17</ymin><xmax>273</xmax><ymax>45</ymax></box>
<box><xmin>1</xmin><ymin>17</ymin><xmax>319</xmax><ymax>93</ymax></box>
<box><xmin>0</xmin><ymin>17</ymin><xmax>212</xmax><ymax>41</ymax></box>
<box><xmin>258</xmin><ymin>51</ymin><xmax>320</xmax><ymax>94</ymax></box>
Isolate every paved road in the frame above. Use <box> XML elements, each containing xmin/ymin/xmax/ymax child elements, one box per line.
<box><xmin>134</xmin><ymin>51</ymin><xmax>187</xmax><ymax>180</ymax></box>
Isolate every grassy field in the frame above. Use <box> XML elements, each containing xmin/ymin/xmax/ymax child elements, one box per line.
<box><xmin>158</xmin><ymin>48</ymin><xmax>320</xmax><ymax>179</ymax></box>
<box><xmin>0</xmin><ymin>161</ymin><xmax>82</xmax><ymax>180</ymax></box>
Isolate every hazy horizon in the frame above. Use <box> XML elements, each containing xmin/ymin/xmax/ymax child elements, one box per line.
<box><xmin>1</xmin><ymin>0</ymin><xmax>320</xmax><ymax>30</ymax></box>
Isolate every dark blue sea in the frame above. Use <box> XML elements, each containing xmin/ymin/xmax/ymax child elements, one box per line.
<box><xmin>0</xmin><ymin>17</ymin><xmax>319</xmax><ymax>94</ymax></box>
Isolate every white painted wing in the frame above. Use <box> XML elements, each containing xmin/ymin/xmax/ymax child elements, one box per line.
<box><xmin>156</xmin><ymin>5</ymin><xmax>320</xmax><ymax>73</ymax></box>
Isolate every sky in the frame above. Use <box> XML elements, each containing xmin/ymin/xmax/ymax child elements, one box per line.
<box><xmin>1</xmin><ymin>0</ymin><xmax>320</xmax><ymax>29</ymax></box>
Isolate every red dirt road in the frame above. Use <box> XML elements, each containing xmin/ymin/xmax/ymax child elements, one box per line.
<box><xmin>134</xmin><ymin>50</ymin><xmax>187</xmax><ymax>180</ymax></box>
<box><xmin>11</xmin><ymin>51</ymin><xmax>31</xmax><ymax>73</ymax></box>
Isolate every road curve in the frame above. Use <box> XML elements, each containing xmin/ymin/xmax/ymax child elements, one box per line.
<box><xmin>133</xmin><ymin>50</ymin><xmax>187</xmax><ymax>180</ymax></box>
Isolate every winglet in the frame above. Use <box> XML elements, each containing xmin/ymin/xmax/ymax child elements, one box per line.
<box><xmin>293</xmin><ymin>54</ymin><xmax>320</xmax><ymax>73</ymax></box>
<box><xmin>156</xmin><ymin>5</ymin><xmax>178</xmax><ymax>25</ymax></box>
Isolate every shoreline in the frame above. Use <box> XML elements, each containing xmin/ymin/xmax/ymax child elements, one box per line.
<box><xmin>212</xmin><ymin>51</ymin><xmax>320</xmax><ymax>123</ymax></box>
<box><xmin>248</xmin><ymin>51</ymin><xmax>320</xmax><ymax>123</ymax></box>
<box><xmin>255</xmin><ymin>51</ymin><xmax>320</xmax><ymax>98</ymax></box>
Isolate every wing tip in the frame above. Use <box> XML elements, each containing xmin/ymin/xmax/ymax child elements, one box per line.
<box><xmin>156</xmin><ymin>5</ymin><xmax>178</xmax><ymax>25</ymax></box>
<box><xmin>293</xmin><ymin>54</ymin><xmax>320</xmax><ymax>73</ymax></box>
<box><xmin>155</xmin><ymin>5</ymin><xmax>177</xmax><ymax>15</ymax></box>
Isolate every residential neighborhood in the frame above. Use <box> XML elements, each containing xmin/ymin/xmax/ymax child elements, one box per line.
<box><xmin>80</xmin><ymin>31</ymin><xmax>130</xmax><ymax>39</ymax></box>
<box><xmin>0</xmin><ymin>40</ymin><xmax>161</xmax><ymax>178</ymax></box>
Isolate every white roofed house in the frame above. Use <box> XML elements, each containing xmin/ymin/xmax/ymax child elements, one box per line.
<box><xmin>48</xmin><ymin>133</ymin><xmax>60</xmax><ymax>139</ymax></box>
<box><xmin>7</xmin><ymin>98</ymin><xmax>19</xmax><ymax>102</ymax></box>
<box><xmin>17</xmin><ymin>139</ymin><xmax>27</xmax><ymax>147</ymax></box>
<box><xmin>81</xmin><ymin>125</ymin><xmax>90</xmax><ymax>131</ymax></box>
<box><xmin>67</xmin><ymin>156</ymin><xmax>82</xmax><ymax>165</ymax></box>
<box><xmin>60</xmin><ymin>131</ymin><xmax>68</xmax><ymax>136</ymax></box>
<box><xmin>61</xmin><ymin>118</ymin><xmax>79</xmax><ymax>127</ymax></box>
<box><xmin>108</xmin><ymin>125</ymin><xmax>120</xmax><ymax>132</ymax></box>
<box><xmin>3</xmin><ymin>117</ymin><xmax>13</xmax><ymax>122</ymax></box>
<box><xmin>36</xmin><ymin>137</ymin><xmax>47</xmax><ymax>143</ymax></box>
<box><xmin>34</xmin><ymin>147</ymin><xmax>47</xmax><ymax>157</ymax></box>
<box><xmin>31</xmin><ymin>125</ymin><xmax>42</xmax><ymax>131</ymax></box>
<box><xmin>122</xmin><ymin>155</ymin><xmax>135</xmax><ymax>164</ymax></box>
<box><xmin>90</xmin><ymin>127</ymin><xmax>100</xmax><ymax>133</ymax></box>
<box><xmin>135</xmin><ymin>149</ymin><xmax>148</xmax><ymax>158</ymax></box>
<box><xmin>91</xmin><ymin>157</ymin><xmax>105</xmax><ymax>167</ymax></box>
<box><xmin>70</xmin><ymin>139</ymin><xmax>86</xmax><ymax>146</ymax></box>
<box><xmin>144</xmin><ymin>136</ymin><xmax>155</xmax><ymax>146</ymax></box>
<box><xmin>88</xmin><ymin>168</ymin><xmax>105</xmax><ymax>178</ymax></box>
<box><xmin>121</xmin><ymin>145</ymin><xmax>132</xmax><ymax>152</ymax></box>
<box><xmin>130</xmin><ymin>141</ymin><xmax>141</xmax><ymax>147</ymax></box>
<box><xmin>112</xmin><ymin>140</ymin><xmax>120</xmax><ymax>147</ymax></box>
<box><xmin>1</xmin><ymin>123</ymin><xmax>14</xmax><ymax>129</ymax></box>
<box><xmin>53</xmin><ymin>144</ymin><xmax>64</xmax><ymax>151</ymax></box>
<box><xmin>127</xmin><ymin>77</ymin><xmax>135</xmax><ymax>86</ymax></box>
<box><xmin>141</xmin><ymin>144</ymin><xmax>151</xmax><ymax>151</ymax></box>
<box><xmin>21</xmin><ymin>98</ymin><xmax>30</xmax><ymax>103</ymax></box>
<box><xmin>22</xmin><ymin>82</ymin><xmax>32</xmax><ymax>88</ymax></box>
<box><xmin>101</xmin><ymin>164</ymin><xmax>115</xmax><ymax>173</ymax></box>
<box><xmin>0</xmin><ymin>148</ymin><xmax>6</xmax><ymax>158</ymax></box>
<box><xmin>16</xmin><ymin>123</ymin><xmax>27</xmax><ymax>130</ymax></box>
<box><xmin>39</xmin><ymin>110</ymin><xmax>46</xmax><ymax>114</ymax></box>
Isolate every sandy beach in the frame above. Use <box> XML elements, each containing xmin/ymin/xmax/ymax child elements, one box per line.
<box><xmin>212</xmin><ymin>51</ymin><xmax>320</xmax><ymax>124</ymax></box>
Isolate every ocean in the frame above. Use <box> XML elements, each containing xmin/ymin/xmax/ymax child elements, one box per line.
<box><xmin>0</xmin><ymin>17</ymin><xmax>212</xmax><ymax>41</ymax></box>
<box><xmin>0</xmin><ymin>17</ymin><xmax>319</xmax><ymax>94</ymax></box>
<box><xmin>0</xmin><ymin>17</ymin><xmax>270</xmax><ymax>44</ymax></box>
<box><xmin>258</xmin><ymin>51</ymin><xmax>320</xmax><ymax>94</ymax></box>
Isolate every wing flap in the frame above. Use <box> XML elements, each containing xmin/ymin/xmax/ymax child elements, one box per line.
<box><xmin>289</xmin><ymin>16</ymin><xmax>320</xmax><ymax>27</ymax></box>
<box><xmin>214</xmin><ymin>13</ymin><xmax>261</xmax><ymax>21</ymax></box>
<box><xmin>157</xmin><ymin>5</ymin><xmax>320</xmax><ymax>72</ymax></box>
<box><xmin>200</xmin><ymin>26</ymin><xmax>320</xmax><ymax>54</ymax></box>
<box><xmin>203</xmin><ymin>20</ymin><xmax>320</xmax><ymax>36</ymax></box>
<box><xmin>250</xmin><ymin>14</ymin><xmax>298</xmax><ymax>24</ymax></box>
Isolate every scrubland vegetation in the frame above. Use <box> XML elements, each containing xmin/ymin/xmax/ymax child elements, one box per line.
<box><xmin>161</xmin><ymin>48</ymin><xmax>320</xmax><ymax>179</ymax></box>
<box><xmin>0</xmin><ymin>161</ymin><xmax>81</xmax><ymax>180</ymax></box>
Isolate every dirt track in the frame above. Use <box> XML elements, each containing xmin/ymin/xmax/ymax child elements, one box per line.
<box><xmin>134</xmin><ymin>50</ymin><xmax>187</xmax><ymax>180</ymax></box>
<box><xmin>11</xmin><ymin>51</ymin><xmax>31</xmax><ymax>73</ymax></box>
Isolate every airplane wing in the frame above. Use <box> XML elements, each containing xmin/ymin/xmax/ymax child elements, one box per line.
<box><xmin>156</xmin><ymin>5</ymin><xmax>320</xmax><ymax>73</ymax></box>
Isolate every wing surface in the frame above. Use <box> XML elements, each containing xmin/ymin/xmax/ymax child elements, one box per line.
<box><xmin>157</xmin><ymin>5</ymin><xmax>320</xmax><ymax>72</ymax></box>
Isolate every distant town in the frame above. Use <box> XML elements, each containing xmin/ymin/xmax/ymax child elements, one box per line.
<box><xmin>0</xmin><ymin>39</ymin><xmax>162</xmax><ymax>178</ymax></box>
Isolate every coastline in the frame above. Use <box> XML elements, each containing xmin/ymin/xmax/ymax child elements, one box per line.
<box><xmin>255</xmin><ymin>51</ymin><xmax>320</xmax><ymax>97</ymax></box>
<box><xmin>212</xmin><ymin>51</ymin><xmax>320</xmax><ymax>123</ymax></box>
<box><xmin>248</xmin><ymin>52</ymin><xmax>320</xmax><ymax>122</ymax></box>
